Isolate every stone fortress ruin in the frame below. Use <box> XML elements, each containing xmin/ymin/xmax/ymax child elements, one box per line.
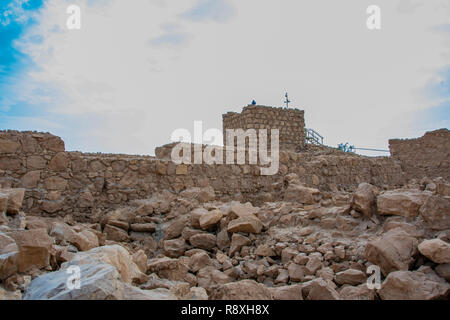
<box><xmin>0</xmin><ymin>104</ymin><xmax>449</xmax><ymax>300</ymax></box>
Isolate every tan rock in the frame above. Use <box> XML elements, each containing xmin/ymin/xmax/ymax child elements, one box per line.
<box><xmin>197</xmin><ymin>266</ymin><xmax>232</xmax><ymax>289</ymax></box>
<box><xmin>132</xmin><ymin>250</ymin><xmax>147</xmax><ymax>273</ymax></box>
<box><xmin>284</xmin><ymin>184</ymin><xmax>321</xmax><ymax>204</ymax></box>
<box><xmin>21</xmin><ymin>171</ymin><xmax>40</xmax><ymax>189</ymax></box>
<box><xmin>188</xmin><ymin>252</ymin><xmax>212</xmax><ymax>273</ymax></box>
<box><xmin>6</xmin><ymin>228</ymin><xmax>53</xmax><ymax>273</ymax></box>
<box><xmin>303</xmin><ymin>278</ymin><xmax>340</xmax><ymax>300</ymax></box>
<box><xmin>0</xmin><ymin>232</ymin><xmax>19</xmax><ymax>280</ymax></box>
<box><xmin>229</xmin><ymin>202</ymin><xmax>259</xmax><ymax>219</ymax></box>
<box><xmin>335</xmin><ymin>269</ymin><xmax>367</xmax><ymax>286</ymax></box>
<box><xmin>270</xmin><ymin>284</ymin><xmax>303</xmax><ymax>300</ymax></box>
<box><xmin>288</xmin><ymin>263</ymin><xmax>305</xmax><ymax>282</ymax></box>
<box><xmin>377</xmin><ymin>189</ymin><xmax>429</xmax><ymax>218</ymax></box>
<box><xmin>49</xmin><ymin>152</ymin><xmax>69</xmax><ymax>171</ymax></box>
<box><xmin>255</xmin><ymin>244</ymin><xmax>275</xmax><ymax>257</ymax></box>
<box><xmin>227</xmin><ymin>216</ymin><xmax>263</xmax><ymax>234</ymax></box>
<box><xmin>0</xmin><ymin>139</ymin><xmax>20</xmax><ymax>153</ymax></box>
<box><xmin>199</xmin><ymin>209</ymin><xmax>223</xmax><ymax>230</ymax></box>
<box><xmin>1</xmin><ymin>188</ymin><xmax>25</xmax><ymax>215</ymax></box>
<box><xmin>418</xmin><ymin>239</ymin><xmax>450</xmax><ymax>264</ymax></box>
<box><xmin>210</xmin><ymin>280</ymin><xmax>272</xmax><ymax>300</ymax></box>
<box><xmin>339</xmin><ymin>284</ymin><xmax>376</xmax><ymax>300</ymax></box>
<box><xmin>104</xmin><ymin>225</ymin><xmax>129</xmax><ymax>242</ymax></box>
<box><xmin>419</xmin><ymin>195</ymin><xmax>450</xmax><ymax>231</ymax></box>
<box><xmin>189</xmin><ymin>233</ymin><xmax>216</xmax><ymax>251</ymax></box>
<box><xmin>378</xmin><ymin>270</ymin><xmax>450</xmax><ymax>300</ymax></box>
<box><xmin>351</xmin><ymin>182</ymin><xmax>377</xmax><ymax>217</ymax></box>
<box><xmin>229</xmin><ymin>233</ymin><xmax>250</xmax><ymax>256</ymax></box>
<box><xmin>163</xmin><ymin>238</ymin><xmax>186</xmax><ymax>258</ymax></box>
<box><xmin>190</xmin><ymin>208</ymin><xmax>208</xmax><ymax>229</ymax></box>
<box><xmin>364</xmin><ymin>228</ymin><xmax>418</xmax><ymax>276</ymax></box>
<box><xmin>435</xmin><ymin>263</ymin><xmax>450</xmax><ymax>281</ymax></box>
<box><xmin>63</xmin><ymin>245</ymin><xmax>147</xmax><ymax>284</ymax></box>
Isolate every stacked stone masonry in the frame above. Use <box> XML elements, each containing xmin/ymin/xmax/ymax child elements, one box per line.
<box><xmin>389</xmin><ymin>128</ymin><xmax>450</xmax><ymax>180</ymax></box>
<box><xmin>0</xmin><ymin>130</ymin><xmax>411</xmax><ymax>222</ymax></box>
<box><xmin>223</xmin><ymin>105</ymin><xmax>306</xmax><ymax>152</ymax></box>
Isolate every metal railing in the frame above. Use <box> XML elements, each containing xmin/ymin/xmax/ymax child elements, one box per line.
<box><xmin>305</xmin><ymin>128</ymin><xmax>324</xmax><ymax>145</ymax></box>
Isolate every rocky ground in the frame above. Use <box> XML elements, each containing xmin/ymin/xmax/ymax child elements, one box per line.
<box><xmin>0</xmin><ymin>174</ymin><xmax>449</xmax><ymax>300</ymax></box>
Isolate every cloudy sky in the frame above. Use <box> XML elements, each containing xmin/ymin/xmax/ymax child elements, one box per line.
<box><xmin>1</xmin><ymin>0</ymin><xmax>449</xmax><ymax>156</ymax></box>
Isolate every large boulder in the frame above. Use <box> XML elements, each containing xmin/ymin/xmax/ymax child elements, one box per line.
<box><xmin>62</xmin><ymin>245</ymin><xmax>147</xmax><ymax>284</ymax></box>
<box><xmin>50</xmin><ymin>222</ymin><xmax>98</xmax><ymax>251</ymax></box>
<box><xmin>24</xmin><ymin>263</ymin><xmax>175</xmax><ymax>300</ymax></box>
<box><xmin>210</xmin><ymin>280</ymin><xmax>272</xmax><ymax>300</ymax></box>
<box><xmin>418</xmin><ymin>239</ymin><xmax>450</xmax><ymax>264</ymax></box>
<box><xmin>199</xmin><ymin>210</ymin><xmax>223</xmax><ymax>230</ymax></box>
<box><xmin>350</xmin><ymin>183</ymin><xmax>377</xmax><ymax>217</ymax></box>
<box><xmin>334</xmin><ymin>269</ymin><xmax>367</xmax><ymax>286</ymax></box>
<box><xmin>284</xmin><ymin>184</ymin><xmax>321</xmax><ymax>204</ymax></box>
<box><xmin>419</xmin><ymin>195</ymin><xmax>450</xmax><ymax>231</ymax></box>
<box><xmin>339</xmin><ymin>284</ymin><xmax>376</xmax><ymax>300</ymax></box>
<box><xmin>189</xmin><ymin>233</ymin><xmax>216</xmax><ymax>251</ymax></box>
<box><xmin>364</xmin><ymin>228</ymin><xmax>418</xmax><ymax>276</ymax></box>
<box><xmin>227</xmin><ymin>216</ymin><xmax>263</xmax><ymax>234</ymax></box>
<box><xmin>0</xmin><ymin>188</ymin><xmax>25</xmax><ymax>215</ymax></box>
<box><xmin>270</xmin><ymin>284</ymin><xmax>303</xmax><ymax>300</ymax></box>
<box><xmin>197</xmin><ymin>266</ymin><xmax>232</xmax><ymax>289</ymax></box>
<box><xmin>377</xmin><ymin>189</ymin><xmax>430</xmax><ymax>219</ymax></box>
<box><xmin>6</xmin><ymin>228</ymin><xmax>53</xmax><ymax>274</ymax></box>
<box><xmin>147</xmin><ymin>257</ymin><xmax>189</xmax><ymax>282</ymax></box>
<box><xmin>0</xmin><ymin>232</ymin><xmax>19</xmax><ymax>280</ymax></box>
<box><xmin>163</xmin><ymin>238</ymin><xmax>186</xmax><ymax>258</ymax></box>
<box><xmin>302</xmin><ymin>278</ymin><xmax>340</xmax><ymax>300</ymax></box>
<box><xmin>378</xmin><ymin>270</ymin><xmax>450</xmax><ymax>300</ymax></box>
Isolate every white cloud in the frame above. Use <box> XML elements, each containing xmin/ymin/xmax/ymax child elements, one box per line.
<box><xmin>6</xmin><ymin>0</ymin><xmax>450</xmax><ymax>155</ymax></box>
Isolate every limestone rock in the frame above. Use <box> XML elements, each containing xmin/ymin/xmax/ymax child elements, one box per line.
<box><xmin>227</xmin><ymin>216</ymin><xmax>263</xmax><ymax>234</ymax></box>
<box><xmin>229</xmin><ymin>233</ymin><xmax>250</xmax><ymax>257</ymax></box>
<box><xmin>6</xmin><ymin>228</ymin><xmax>53</xmax><ymax>274</ymax></box>
<box><xmin>418</xmin><ymin>239</ymin><xmax>450</xmax><ymax>264</ymax></box>
<box><xmin>199</xmin><ymin>209</ymin><xmax>223</xmax><ymax>230</ymax></box>
<box><xmin>303</xmin><ymin>278</ymin><xmax>341</xmax><ymax>300</ymax></box>
<box><xmin>189</xmin><ymin>233</ymin><xmax>216</xmax><ymax>251</ymax></box>
<box><xmin>284</xmin><ymin>184</ymin><xmax>321</xmax><ymax>204</ymax></box>
<box><xmin>62</xmin><ymin>245</ymin><xmax>147</xmax><ymax>284</ymax></box>
<box><xmin>210</xmin><ymin>280</ymin><xmax>272</xmax><ymax>300</ymax></box>
<box><xmin>1</xmin><ymin>188</ymin><xmax>25</xmax><ymax>215</ymax></box>
<box><xmin>364</xmin><ymin>228</ymin><xmax>418</xmax><ymax>276</ymax></box>
<box><xmin>351</xmin><ymin>182</ymin><xmax>377</xmax><ymax>217</ymax></box>
<box><xmin>377</xmin><ymin>189</ymin><xmax>429</xmax><ymax>218</ymax></box>
<box><xmin>378</xmin><ymin>270</ymin><xmax>450</xmax><ymax>300</ymax></box>
<box><xmin>334</xmin><ymin>269</ymin><xmax>367</xmax><ymax>286</ymax></box>
<box><xmin>163</xmin><ymin>238</ymin><xmax>186</xmax><ymax>258</ymax></box>
<box><xmin>339</xmin><ymin>284</ymin><xmax>376</xmax><ymax>300</ymax></box>
<box><xmin>270</xmin><ymin>284</ymin><xmax>303</xmax><ymax>300</ymax></box>
<box><xmin>188</xmin><ymin>252</ymin><xmax>212</xmax><ymax>273</ymax></box>
<box><xmin>435</xmin><ymin>263</ymin><xmax>450</xmax><ymax>281</ymax></box>
<box><xmin>197</xmin><ymin>266</ymin><xmax>232</xmax><ymax>289</ymax></box>
<box><xmin>419</xmin><ymin>195</ymin><xmax>450</xmax><ymax>231</ymax></box>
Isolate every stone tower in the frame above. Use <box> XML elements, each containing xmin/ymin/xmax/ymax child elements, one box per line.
<box><xmin>222</xmin><ymin>105</ymin><xmax>306</xmax><ymax>152</ymax></box>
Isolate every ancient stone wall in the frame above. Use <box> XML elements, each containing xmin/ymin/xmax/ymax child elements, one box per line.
<box><xmin>0</xmin><ymin>130</ymin><xmax>407</xmax><ymax>222</ymax></box>
<box><xmin>223</xmin><ymin>105</ymin><xmax>306</xmax><ymax>152</ymax></box>
<box><xmin>389</xmin><ymin>129</ymin><xmax>450</xmax><ymax>180</ymax></box>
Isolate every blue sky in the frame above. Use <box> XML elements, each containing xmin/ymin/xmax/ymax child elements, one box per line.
<box><xmin>0</xmin><ymin>0</ymin><xmax>449</xmax><ymax>155</ymax></box>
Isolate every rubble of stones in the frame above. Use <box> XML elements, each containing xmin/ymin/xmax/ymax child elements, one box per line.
<box><xmin>1</xmin><ymin>173</ymin><xmax>449</xmax><ymax>300</ymax></box>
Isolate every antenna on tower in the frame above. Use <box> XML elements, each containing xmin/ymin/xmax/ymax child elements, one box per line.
<box><xmin>284</xmin><ymin>92</ymin><xmax>291</xmax><ymax>108</ymax></box>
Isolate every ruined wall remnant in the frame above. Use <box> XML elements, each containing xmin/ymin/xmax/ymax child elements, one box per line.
<box><xmin>389</xmin><ymin>129</ymin><xmax>450</xmax><ymax>180</ymax></box>
<box><xmin>0</xmin><ymin>130</ymin><xmax>407</xmax><ymax>221</ymax></box>
<box><xmin>222</xmin><ymin>105</ymin><xmax>306</xmax><ymax>152</ymax></box>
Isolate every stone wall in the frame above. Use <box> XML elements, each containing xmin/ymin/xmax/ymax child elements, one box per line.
<box><xmin>223</xmin><ymin>105</ymin><xmax>306</xmax><ymax>152</ymax></box>
<box><xmin>0</xmin><ymin>130</ymin><xmax>408</xmax><ymax>221</ymax></box>
<box><xmin>389</xmin><ymin>128</ymin><xmax>450</xmax><ymax>180</ymax></box>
